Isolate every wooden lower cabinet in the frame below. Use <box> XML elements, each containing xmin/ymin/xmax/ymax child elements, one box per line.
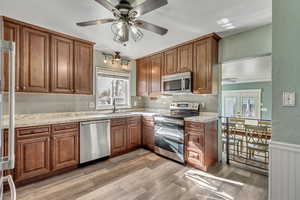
<box><xmin>127</xmin><ymin>117</ymin><xmax>142</xmax><ymax>150</ymax></box>
<box><xmin>111</xmin><ymin>125</ymin><xmax>128</xmax><ymax>156</ymax></box>
<box><xmin>185</xmin><ymin>121</ymin><xmax>218</xmax><ymax>171</ymax></box>
<box><xmin>14</xmin><ymin>123</ymin><xmax>79</xmax><ymax>184</ymax></box>
<box><xmin>51</xmin><ymin>123</ymin><xmax>79</xmax><ymax>171</ymax></box>
<box><xmin>15</xmin><ymin>136</ymin><xmax>51</xmax><ymax>182</ymax></box>
<box><xmin>142</xmin><ymin>117</ymin><xmax>155</xmax><ymax>151</ymax></box>
<box><xmin>111</xmin><ymin>117</ymin><xmax>142</xmax><ymax>156</ymax></box>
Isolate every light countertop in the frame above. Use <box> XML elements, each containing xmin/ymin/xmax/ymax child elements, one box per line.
<box><xmin>1</xmin><ymin>110</ymin><xmax>218</xmax><ymax>128</ymax></box>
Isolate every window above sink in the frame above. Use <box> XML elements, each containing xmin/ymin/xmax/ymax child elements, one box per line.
<box><xmin>96</xmin><ymin>68</ymin><xmax>131</xmax><ymax>110</ymax></box>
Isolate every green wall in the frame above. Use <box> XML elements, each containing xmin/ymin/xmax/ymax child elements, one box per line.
<box><xmin>272</xmin><ymin>0</ymin><xmax>300</xmax><ymax>145</ymax></box>
<box><xmin>219</xmin><ymin>24</ymin><xmax>272</xmax><ymax>63</ymax></box>
<box><xmin>223</xmin><ymin>82</ymin><xmax>272</xmax><ymax>120</ymax></box>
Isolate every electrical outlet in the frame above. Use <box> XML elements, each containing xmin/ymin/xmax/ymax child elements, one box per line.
<box><xmin>282</xmin><ymin>90</ymin><xmax>296</xmax><ymax>107</ymax></box>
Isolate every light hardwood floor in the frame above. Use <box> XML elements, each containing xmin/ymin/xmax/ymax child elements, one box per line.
<box><xmin>7</xmin><ymin>149</ymin><xmax>268</xmax><ymax>200</ymax></box>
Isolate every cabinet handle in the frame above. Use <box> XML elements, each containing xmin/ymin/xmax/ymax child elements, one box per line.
<box><xmin>23</xmin><ymin>86</ymin><xmax>26</xmax><ymax>90</ymax></box>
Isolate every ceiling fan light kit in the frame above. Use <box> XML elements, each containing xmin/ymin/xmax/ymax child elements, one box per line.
<box><xmin>77</xmin><ymin>0</ymin><xmax>168</xmax><ymax>44</ymax></box>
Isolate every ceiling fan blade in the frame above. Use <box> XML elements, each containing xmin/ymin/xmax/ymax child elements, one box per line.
<box><xmin>94</xmin><ymin>0</ymin><xmax>121</xmax><ymax>16</ymax></box>
<box><xmin>77</xmin><ymin>19</ymin><xmax>115</xmax><ymax>26</ymax></box>
<box><xmin>130</xmin><ymin>0</ymin><xmax>168</xmax><ymax>17</ymax></box>
<box><xmin>136</xmin><ymin>20</ymin><xmax>168</xmax><ymax>35</ymax></box>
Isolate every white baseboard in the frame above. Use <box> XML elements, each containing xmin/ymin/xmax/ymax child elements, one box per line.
<box><xmin>269</xmin><ymin>141</ymin><xmax>300</xmax><ymax>200</ymax></box>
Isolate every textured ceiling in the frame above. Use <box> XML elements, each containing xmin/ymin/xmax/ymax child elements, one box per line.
<box><xmin>1</xmin><ymin>0</ymin><xmax>272</xmax><ymax>59</ymax></box>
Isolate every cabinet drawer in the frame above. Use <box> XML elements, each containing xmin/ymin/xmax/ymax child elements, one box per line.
<box><xmin>186</xmin><ymin>150</ymin><xmax>204</xmax><ymax>166</ymax></box>
<box><xmin>52</xmin><ymin>123</ymin><xmax>79</xmax><ymax>133</ymax></box>
<box><xmin>185</xmin><ymin>121</ymin><xmax>205</xmax><ymax>132</ymax></box>
<box><xmin>111</xmin><ymin>118</ymin><xmax>127</xmax><ymax>127</ymax></box>
<box><xmin>127</xmin><ymin>116</ymin><xmax>141</xmax><ymax>125</ymax></box>
<box><xmin>142</xmin><ymin>116</ymin><xmax>154</xmax><ymax>126</ymax></box>
<box><xmin>17</xmin><ymin>126</ymin><xmax>50</xmax><ymax>138</ymax></box>
<box><xmin>186</xmin><ymin>134</ymin><xmax>204</xmax><ymax>152</ymax></box>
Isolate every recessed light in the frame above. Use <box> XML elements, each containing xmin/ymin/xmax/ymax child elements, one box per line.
<box><xmin>217</xmin><ymin>18</ymin><xmax>230</xmax><ymax>25</ymax></box>
<box><xmin>222</xmin><ymin>23</ymin><xmax>233</xmax><ymax>27</ymax></box>
<box><xmin>225</xmin><ymin>25</ymin><xmax>236</xmax><ymax>30</ymax></box>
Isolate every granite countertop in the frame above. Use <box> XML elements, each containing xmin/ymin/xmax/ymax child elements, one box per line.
<box><xmin>184</xmin><ymin>112</ymin><xmax>219</xmax><ymax>123</ymax></box>
<box><xmin>1</xmin><ymin>110</ymin><xmax>218</xmax><ymax>128</ymax></box>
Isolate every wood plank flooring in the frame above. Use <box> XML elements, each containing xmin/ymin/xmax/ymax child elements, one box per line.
<box><xmin>6</xmin><ymin>149</ymin><xmax>268</xmax><ymax>200</ymax></box>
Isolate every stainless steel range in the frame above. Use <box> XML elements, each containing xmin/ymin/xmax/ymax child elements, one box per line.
<box><xmin>154</xmin><ymin>102</ymin><xmax>200</xmax><ymax>163</ymax></box>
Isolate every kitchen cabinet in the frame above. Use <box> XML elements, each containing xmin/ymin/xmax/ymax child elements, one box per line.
<box><xmin>74</xmin><ymin>41</ymin><xmax>93</xmax><ymax>95</ymax></box>
<box><xmin>15</xmin><ymin>126</ymin><xmax>51</xmax><ymax>183</ymax></box>
<box><xmin>127</xmin><ymin>117</ymin><xmax>142</xmax><ymax>150</ymax></box>
<box><xmin>2</xmin><ymin>17</ymin><xmax>94</xmax><ymax>95</ymax></box>
<box><xmin>21</xmin><ymin>27</ymin><xmax>50</xmax><ymax>93</ymax></box>
<box><xmin>136</xmin><ymin>33</ymin><xmax>220</xmax><ymax>95</ymax></box>
<box><xmin>177</xmin><ymin>43</ymin><xmax>193</xmax><ymax>73</ymax></box>
<box><xmin>50</xmin><ymin>35</ymin><xmax>74</xmax><ymax>93</ymax></box>
<box><xmin>136</xmin><ymin>54</ymin><xmax>162</xmax><ymax>97</ymax></box>
<box><xmin>136</xmin><ymin>57</ymin><xmax>149</xmax><ymax>96</ymax></box>
<box><xmin>193</xmin><ymin>37</ymin><xmax>218</xmax><ymax>94</ymax></box>
<box><xmin>142</xmin><ymin>116</ymin><xmax>155</xmax><ymax>151</ymax></box>
<box><xmin>164</xmin><ymin>48</ymin><xmax>178</xmax><ymax>75</ymax></box>
<box><xmin>185</xmin><ymin>121</ymin><xmax>218</xmax><ymax>171</ymax></box>
<box><xmin>149</xmin><ymin>53</ymin><xmax>162</xmax><ymax>96</ymax></box>
<box><xmin>2</xmin><ymin>21</ymin><xmax>20</xmax><ymax>91</ymax></box>
<box><xmin>111</xmin><ymin>124</ymin><xmax>128</xmax><ymax>156</ymax></box>
<box><xmin>51</xmin><ymin>123</ymin><xmax>79</xmax><ymax>171</ymax></box>
<box><xmin>111</xmin><ymin>117</ymin><xmax>142</xmax><ymax>156</ymax></box>
<box><xmin>14</xmin><ymin>123</ymin><xmax>79</xmax><ymax>184</ymax></box>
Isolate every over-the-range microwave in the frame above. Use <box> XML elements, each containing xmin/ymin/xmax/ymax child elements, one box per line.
<box><xmin>162</xmin><ymin>72</ymin><xmax>192</xmax><ymax>94</ymax></box>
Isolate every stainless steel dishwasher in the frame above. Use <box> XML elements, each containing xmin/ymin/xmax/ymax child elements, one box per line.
<box><xmin>80</xmin><ymin>120</ymin><xmax>111</xmax><ymax>164</ymax></box>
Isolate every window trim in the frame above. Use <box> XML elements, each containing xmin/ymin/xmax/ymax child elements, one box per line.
<box><xmin>95</xmin><ymin>67</ymin><xmax>131</xmax><ymax>110</ymax></box>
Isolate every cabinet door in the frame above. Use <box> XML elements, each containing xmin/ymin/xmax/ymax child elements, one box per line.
<box><xmin>21</xmin><ymin>27</ymin><xmax>50</xmax><ymax>92</ymax></box>
<box><xmin>74</xmin><ymin>41</ymin><xmax>93</xmax><ymax>94</ymax></box>
<box><xmin>111</xmin><ymin>125</ymin><xmax>127</xmax><ymax>156</ymax></box>
<box><xmin>178</xmin><ymin>43</ymin><xmax>193</xmax><ymax>73</ymax></box>
<box><xmin>15</xmin><ymin>136</ymin><xmax>51</xmax><ymax>182</ymax></box>
<box><xmin>51</xmin><ymin>35</ymin><xmax>74</xmax><ymax>93</ymax></box>
<box><xmin>51</xmin><ymin>131</ymin><xmax>79</xmax><ymax>171</ymax></box>
<box><xmin>149</xmin><ymin>53</ymin><xmax>162</xmax><ymax>96</ymax></box>
<box><xmin>2</xmin><ymin>21</ymin><xmax>20</xmax><ymax>91</ymax></box>
<box><xmin>193</xmin><ymin>38</ymin><xmax>216</xmax><ymax>94</ymax></box>
<box><xmin>127</xmin><ymin>121</ymin><xmax>141</xmax><ymax>150</ymax></box>
<box><xmin>136</xmin><ymin>57</ymin><xmax>149</xmax><ymax>96</ymax></box>
<box><xmin>164</xmin><ymin>48</ymin><xmax>178</xmax><ymax>75</ymax></box>
<box><xmin>142</xmin><ymin>125</ymin><xmax>154</xmax><ymax>151</ymax></box>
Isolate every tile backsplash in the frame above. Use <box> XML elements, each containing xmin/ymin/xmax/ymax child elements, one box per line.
<box><xmin>2</xmin><ymin>93</ymin><xmax>144</xmax><ymax>114</ymax></box>
<box><xmin>143</xmin><ymin>94</ymin><xmax>218</xmax><ymax>112</ymax></box>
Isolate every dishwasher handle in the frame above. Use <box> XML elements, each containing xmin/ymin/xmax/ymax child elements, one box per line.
<box><xmin>80</xmin><ymin>120</ymin><xmax>110</xmax><ymax>125</ymax></box>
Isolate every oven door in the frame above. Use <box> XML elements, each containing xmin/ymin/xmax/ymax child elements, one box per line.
<box><xmin>154</xmin><ymin>118</ymin><xmax>184</xmax><ymax>163</ymax></box>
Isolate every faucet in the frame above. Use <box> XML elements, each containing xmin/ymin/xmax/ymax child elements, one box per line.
<box><xmin>112</xmin><ymin>98</ymin><xmax>117</xmax><ymax>113</ymax></box>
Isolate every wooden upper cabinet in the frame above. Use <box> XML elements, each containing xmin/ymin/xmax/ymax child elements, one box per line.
<box><xmin>21</xmin><ymin>27</ymin><xmax>50</xmax><ymax>93</ymax></box>
<box><xmin>193</xmin><ymin>38</ymin><xmax>218</xmax><ymax>94</ymax></box>
<box><xmin>177</xmin><ymin>43</ymin><xmax>193</xmax><ymax>73</ymax></box>
<box><xmin>136</xmin><ymin>57</ymin><xmax>149</xmax><ymax>96</ymax></box>
<box><xmin>50</xmin><ymin>35</ymin><xmax>74</xmax><ymax>93</ymax></box>
<box><xmin>149</xmin><ymin>53</ymin><xmax>162</xmax><ymax>96</ymax></box>
<box><xmin>3</xmin><ymin>21</ymin><xmax>20</xmax><ymax>91</ymax></box>
<box><xmin>164</xmin><ymin>48</ymin><xmax>178</xmax><ymax>75</ymax></box>
<box><xmin>74</xmin><ymin>41</ymin><xmax>93</xmax><ymax>95</ymax></box>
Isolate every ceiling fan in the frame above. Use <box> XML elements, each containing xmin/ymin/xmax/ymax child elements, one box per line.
<box><xmin>76</xmin><ymin>0</ymin><xmax>168</xmax><ymax>44</ymax></box>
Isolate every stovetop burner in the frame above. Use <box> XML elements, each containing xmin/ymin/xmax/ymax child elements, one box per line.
<box><xmin>155</xmin><ymin>102</ymin><xmax>200</xmax><ymax>119</ymax></box>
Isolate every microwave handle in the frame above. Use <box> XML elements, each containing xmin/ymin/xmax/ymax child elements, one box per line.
<box><xmin>181</xmin><ymin>78</ymin><xmax>184</xmax><ymax>91</ymax></box>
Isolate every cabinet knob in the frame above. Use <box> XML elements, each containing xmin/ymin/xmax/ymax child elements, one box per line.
<box><xmin>23</xmin><ymin>86</ymin><xmax>26</xmax><ymax>90</ymax></box>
